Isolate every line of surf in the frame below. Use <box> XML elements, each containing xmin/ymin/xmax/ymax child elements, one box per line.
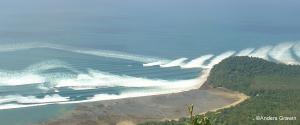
<box><xmin>0</xmin><ymin>42</ymin><xmax>171</xmax><ymax>63</ymax></box>
<box><xmin>0</xmin><ymin>69</ymin><xmax>210</xmax><ymax>110</ymax></box>
<box><xmin>143</xmin><ymin>41</ymin><xmax>300</xmax><ymax>68</ymax></box>
<box><xmin>0</xmin><ymin>41</ymin><xmax>300</xmax><ymax>110</ymax></box>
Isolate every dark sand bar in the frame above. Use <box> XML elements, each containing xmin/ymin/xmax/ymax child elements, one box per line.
<box><xmin>42</xmin><ymin>87</ymin><xmax>246</xmax><ymax>125</ymax></box>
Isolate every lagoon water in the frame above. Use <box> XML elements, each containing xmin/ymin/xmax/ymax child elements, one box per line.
<box><xmin>0</xmin><ymin>0</ymin><xmax>300</xmax><ymax>124</ymax></box>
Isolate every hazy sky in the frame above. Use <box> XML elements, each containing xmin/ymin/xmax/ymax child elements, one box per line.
<box><xmin>0</xmin><ymin>0</ymin><xmax>299</xmax><ymax>57</ymax></box>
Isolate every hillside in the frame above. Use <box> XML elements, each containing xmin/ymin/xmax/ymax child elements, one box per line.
<box><xmin>140</xmin><ymin>56</ymin><xmax>300</xmax><ymax>125</ymax></box>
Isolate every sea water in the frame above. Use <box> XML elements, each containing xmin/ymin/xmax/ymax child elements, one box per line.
<box><xmin>0</xmin><ymin>0</ymin><xmax>300</xmax><ymax>125</ymax></box>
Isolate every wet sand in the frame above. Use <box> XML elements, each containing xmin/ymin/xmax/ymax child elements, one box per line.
<box><xmin>42</xmin><ymin>87</ymin><xmax>247</xmax><ymax>125</ymax></box>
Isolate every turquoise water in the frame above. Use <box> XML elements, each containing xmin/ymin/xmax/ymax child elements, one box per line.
<box><xmin>0</xmin><ymin>0</ymin><xmax>300</xmax><ymax>124</ymax></box>
<box><xmin>0</xmin><ymin>104</ymin><xmax>74</xmax><ymax>125</ymax></box>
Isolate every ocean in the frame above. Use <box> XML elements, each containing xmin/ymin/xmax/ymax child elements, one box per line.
<box><xmin>0</xmin><ymin>0</ymin><xmax>300</xmax><ymax>124</ymax></box>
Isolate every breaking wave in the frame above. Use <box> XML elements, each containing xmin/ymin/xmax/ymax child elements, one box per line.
<box><xmin>0</xmin><ymin>42</ymin><xmax>170</xmax><ymax>63</ymax></box>
<box><xmin>205</xmin><ymin>51</ymin><xmax>236</xmax><ymax>68</ymax></box>
<box><xmin>0</xmin><ymin>41</ymin><xmax>300</xmax><ymax>110</ymax></box>
<box><xmin>0</xmin><ymin>58</ymin><xmax>208</xmax><ymax>110</ymax></box>
<box><xmin>0</xmin><ymin>94</ymin><xmax>69</xmax><ymax>110</ymax></box>
<box><xmin>160</xmin><ymin>58</ymin><xmax>188</xmax><ymax>68</ymax></box>
<box><xmin>268</xmin><ymin>42</ymin><xmax>297</xmax><ymax>64</ymax></box>
<box><xmin>181</xmin><ymin>54</ymin><xmax>214</xmax><ymax>68</ymax></box>
<box><xmin>236</xmin><ymin>48</ymin><xmax>255</xmax><ymax>56</ymax></box>
<box><xmin>0</xmin><ymin>67</ymin><xmax>208</xmax><ymax>109</ymax></box>
<box><xmin>144</xmin><ymin>41</ymin><xmax>300</xmax><ymax>68</ymax></box>
<box><xmin>0</xmin><ymin>60</ymin><xmax>75</xmax><ymax>86</ymax></box>
<box><xmin>293</xmin><ymin>42</ymin><xmax>300</xmax><ymax>57</ymax></box>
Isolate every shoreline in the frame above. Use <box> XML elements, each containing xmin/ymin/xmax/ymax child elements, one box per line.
<box><xmin>199</xmin><ymin>87</ymin><xmax>249</xmax><ymax>115</ymax></box>
<box><xmin>42</xmin><ymin>86</ymin><xmax>248</xmax><ymax>125</ymax></box>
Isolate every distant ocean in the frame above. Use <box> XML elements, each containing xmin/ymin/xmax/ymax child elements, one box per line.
<box><xmin>0</xmin><ymin>0</ymin><xmax>300</xmax><ymax>125</ymax></box>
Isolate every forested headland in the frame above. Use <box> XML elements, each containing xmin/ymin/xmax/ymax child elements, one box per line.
<box><xmin>140</xmin><ymin>56</ymin><xmax>300</xmax><ymax>125</ymax></box>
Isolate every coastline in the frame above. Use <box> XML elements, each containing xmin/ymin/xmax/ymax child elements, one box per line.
<box><xmin>42</xmin><ymin>86</ymin><xmax>248</xmax><ymax>125</ymax></box>
<box><xmin>199</xmin><ymin>87</ymin><xmax>249</xmax><ymax>115</ymax></box>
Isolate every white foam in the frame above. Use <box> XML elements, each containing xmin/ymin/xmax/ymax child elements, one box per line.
<box><xmin>0</xmin><ymin>104</ymin><xmax>46</xmax><ymax>110</ymax></box>
<box><xmin>268</xmin><ymin>42</ymin><xmax>298</xmax><ymax>64</ymax></box>
<box><xmin>88</xmin><ymin>91</ymin><xmax>169</xmax><ymax>102</ymax></box>
<box><xmin>54</xmin><ymin>69</ymin><xmax>201</xmax><ymax>89</ymax></box>
<box><xmin>0</xmin><ymin>69</ymin><xmax>210</xmax><ymax>109</ymax></box>
<box><xmin>293</xmin><ymin>42</ymin><xmax>300</xmax><ymax>59</ymax></box>
<box><xmin>17</xmin><ymin>94</ymin><xmax>69</xmax><ymax>104</ymax></box>
<box><xmin>72</xmin><ymin>49</ymin><xmax>168</xmax><ymax>63</ymax></box>
<box><xmin>248</xmin><ymin>46</ymin><xmax>273</xmax><ymax>60</ymax></box>
<box><xmin>0</xmin><ymin>73</ymin><xmax>45</xmax><ymax>86</ymax></box>
<box><xmin>181</xmin><ymin>54</ymin><xmax>214</xmax><ymax>68</ymax></box>
<box><xmin>0</xmin><ymin>60</ymin><xmax>74</xmax><ymax>86</ymax></box>
<box><xmin>0</xmin><ymin>94</ymin><xmax>69</xmax><ymax>110</ymax></box>
<box><xmin>0</xmin><ymin>42</ymin><xmax>42</xmax><ymax>52</ymax></box>
<box><xmin>236</xmin><ymin>48</ymin><xmax>255</xmax><ymax>56</ymax></box>
<box><xmin>0</xmin><ymin>59</ymin><xmax>200</xmax><ymax>89</ymax></box>
<box><xmin>143</xmin><ymin>61</ymin><xmax>166</xmax><ymax>67</ymax></box>
<box><xmin>59</xmin><ymin>69</ymin><xmax>210</xmax><ymax>105</ymax></box>
<box><xmin>160</xmin><ymin>58</ymin><xmax>188</xmax><ymax>68</ymax></box>
<box><xmin>1</xmin><ymin>41</ymin><xmax>300</xmax><ymax>110</ymax></box>
<box><xmin>0</xmin><ymin>42</ymin><xmax>170</xmax><ymax>63</ymax></box>
<box><xmin>25</xmin><ymin>60</ymin><xmax>76</xmax><ymax>73</ymax></box>
<box><xmin>0</xmin><ymin>96</ymin><xmax>17</xmax><ymax>104</ymax></box>
<box><xmin>0</xmin><ymin>94</ymin><xmax>68</xmax><ymax>104</ymax></box>
<box><xmin>205</xmin><ymin>51</ymin><xmax>236</xmax><ymax>68</ymax></box>
<box><xmin>57</xmin><ymin>90</ymin><xmax>176</xmax><ymax>105</ymax></box>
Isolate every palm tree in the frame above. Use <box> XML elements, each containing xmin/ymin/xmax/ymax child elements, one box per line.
<box><xmin>186</xmin><ymin>104</ymin><xmax>212</xmax><ymax>125</ymax></box>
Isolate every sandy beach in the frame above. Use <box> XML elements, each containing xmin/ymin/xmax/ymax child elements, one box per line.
<box><xmin>42</xmin><ymin>87</ymin><xmax>248</xmax><ymax>125</ymax></box>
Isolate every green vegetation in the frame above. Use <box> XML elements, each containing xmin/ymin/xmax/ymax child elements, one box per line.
<box><xmin>139</xmin><ymin>56</ymin><xmax>300</xmax><ymax>125</ymax></box>
<box><xmin>140</xmin><ymin>104</ymin><xmax>212</xmax><ymax>125</ymax></box>
<box><xmin>186</xmin><ymin>104</ymin><xmax>212</xmax><ymax>125</ymax></box>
